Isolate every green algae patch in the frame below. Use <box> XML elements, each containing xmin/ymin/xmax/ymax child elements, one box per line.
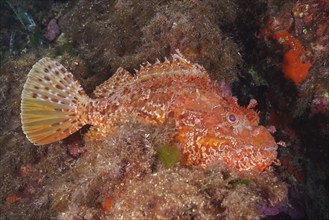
<box><xmin>55</xmin><ymin>43</ymin><xmax>76</xmax><ymax>56</ymax></box>
<box><xmin>232</xmin><ymin>179</ymin><xmax>253</xmax><ymax>187</ymax></box>
<box><xmin>29</xmin><ymin>26</ymin><xmax>43</xmax><ymax>49</ymax></box>
<box><xmin>248</xmin><ymin>68</ymin><xmax>268</xmax><ymax>87</ymax></box>
<box><xmin>157</xmin><ymin>144</ymin><xmax>181</xmax><ymax>169</ymax></box>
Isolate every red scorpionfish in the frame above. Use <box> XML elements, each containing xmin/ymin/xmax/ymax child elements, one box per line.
<box><xmin>21</xmin><ymin>51</ymin><xmax>279</xmax><ymax>172</ymax></box>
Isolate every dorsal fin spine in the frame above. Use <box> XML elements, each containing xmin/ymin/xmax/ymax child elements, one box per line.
<box><xmin>135</xmin><ymin>50</ymin><xmax>209</xmax><ymax>80</ymax></box>
<box><xmin>93</xmin><ymin>67</ymin><xmax>132</xmax><ymax>98</ymax></box>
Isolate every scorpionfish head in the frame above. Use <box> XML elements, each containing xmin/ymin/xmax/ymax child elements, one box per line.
<box><xmin>208</xmin><ymin>97</ymin><xmax>278</xmax><ymax>172</ymax></box>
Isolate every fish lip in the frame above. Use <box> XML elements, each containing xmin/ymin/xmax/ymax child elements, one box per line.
<box><xmin>263</xmin><ymin>146</ymin><xmax>278</xmax><ymax>152</ymax></box>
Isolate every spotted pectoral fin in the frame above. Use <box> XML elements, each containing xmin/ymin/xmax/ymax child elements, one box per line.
<box><xmin>93</xmin><ymin>67</ymin><xmax>132</xmax><ymax>98</ymax></box>
<box><xmin>21</xmin><ymin>57</ymin><xmax>89</xmax><ymax>145</ymax></box>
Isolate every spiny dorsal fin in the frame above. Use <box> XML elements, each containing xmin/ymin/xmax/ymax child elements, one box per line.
<box><xmin>93</xmin><ymin>67</ymin><xmax>132</xmax><ymax>98</ymax></box>
<box><xmin>21</xmin><ymin>57</ymin><xmax>89</xmax><ymax>145</ymax></box>
<box><xmin>136</xmin><ymin>49</ymin><xmax>210</xmax><ymax>80</ymax></box>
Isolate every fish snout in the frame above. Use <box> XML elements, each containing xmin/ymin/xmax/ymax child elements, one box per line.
<box><xmin>252</xmin><ymin>126</ymin><xmax>275</xmax><ymax>138</ymax></box>
<box><xmin>251</xmin><ymin>126</ymin><xmax>278</xmax><ymax>147</ymax></box>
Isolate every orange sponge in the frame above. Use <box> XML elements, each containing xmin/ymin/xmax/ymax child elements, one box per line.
<box><xmin>271</xmin><ymin>31</ymin><xmax>312</xmax><ymax>85</ymax></box>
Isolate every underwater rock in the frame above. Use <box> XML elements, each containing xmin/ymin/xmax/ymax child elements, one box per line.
<box><xmin>59</xmin><ymin>0</ymin><xmax>242</xmax><ymax>86</ymax></box>
<box><xmin>255</xmin><ymin>1</ymin><xmax>329</xmax><ymax>219</ymax></box>
<box><xmin>6</xmin><ymin>0</ymin><xmax>329</xmax><ymax>219</ymax></box>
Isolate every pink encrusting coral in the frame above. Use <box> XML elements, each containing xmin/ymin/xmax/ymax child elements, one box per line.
<box><xmin>44</xmin><ymin>18</ymin><xmax>60</xmax><ymax>42</ymax></box>
<box><xmin>311</xmin><ymin>93</ymin><xmax>329</xmax><ymax>116</ymax></box>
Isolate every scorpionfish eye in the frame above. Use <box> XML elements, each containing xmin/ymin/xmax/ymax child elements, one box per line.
<box><xmin>227</xmin><ymin>114</ymin><xmax>238</xmax><ymax>123</ymax></box>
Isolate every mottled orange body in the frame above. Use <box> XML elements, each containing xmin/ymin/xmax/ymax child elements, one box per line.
<box><xmin>21</xmin><ymin>51</ymin><xmax>278</xmax><ymax>172</ymax></box>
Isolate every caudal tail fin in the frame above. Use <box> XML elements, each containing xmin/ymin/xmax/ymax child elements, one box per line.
<box><xmin>21</xmin><ymin>58</ymin><xmax>90</xmax><ymax>145</ymax></box>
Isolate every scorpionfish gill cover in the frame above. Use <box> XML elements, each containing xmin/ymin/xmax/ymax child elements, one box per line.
<box><xmin>21</xmin><ymin>51</ymin><xmax>279</xmax><ymax>172</ymax></box>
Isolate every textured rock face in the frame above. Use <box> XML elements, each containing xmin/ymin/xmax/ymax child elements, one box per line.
<box><xmin>59</xmin><ymin>0</ymin><xmax>242</xmax><ymax>88</ymax></box>
<box><xmin>1</xmin><ymin>0</ymin><xmax>329</xmax><ymax>219</ymax></box>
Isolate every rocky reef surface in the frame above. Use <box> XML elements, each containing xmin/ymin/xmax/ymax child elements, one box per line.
<box><xmin>1</xmin><ymin>0</ymin><xmax>328</xmax><ymax>219</ymax></box>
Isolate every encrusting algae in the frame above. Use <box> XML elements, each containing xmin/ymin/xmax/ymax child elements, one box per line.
<box><xmin>21</xmin><ymin>50</ymin><xmax>279</xmax><ymax>172</ymax></box>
